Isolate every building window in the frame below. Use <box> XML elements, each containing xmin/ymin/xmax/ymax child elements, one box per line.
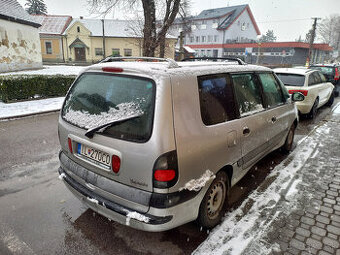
<box><xmin>191</xmin><ymin>25</ymin><xmax>197</xmax><ymax>30</ymax></box>
<box><xmin>45</xmin><ymin>41</ymin><xmax>52</xmax><ymax>54</ymax></box>
<box><xmin>208</xmin><ymin>35</ymin><xmax>212</xmax><ymax>42</ymax></box>
<box><xmin>190</xmin><ymin>37</ymin><xmax>194</xmax><ymax>43</ymax></box>
<box><xmin>207</xmin><ymin>50</ymin><xmax>211</xmax><ymax>57</ymax></box>
<box><xmin>212</xmin><ymin>23</ymin><xmax>218</xmax><ymax>29</ymax></box>
<box><xmin>200</xmin><ymin>24</ymin><xmax>207</xmax><ymax>29</ymax></box>
<box><xmin>202</xmin><ymin>36</ymin><xmax>206</xmax><ymax>42</ymax></box>
<box><xmin>196</xmin><ymin>36</ymin><xmax>200</xmax><ymax>43</ymax></box>
<box><xmin>201</xmin><ymin>50</ymin><xmax>205</xmax><ymax>56</ymax></box>
<box><xmin>95</xmin><ymin>48</ymin><xmax>103</xmax><ymax>56</ymax></box>
<box><xmin>124</xmin><ymin>48</ymin><xmax>132</xmax><ymax>56</ymax></box>
<box><xmin>77</xmin><ymin>26</ymin><xmax>80</xmax><ymax>33</ymax></box>
<box><xmin>112</xmin><ymin>48</ymin><xmax>120</xmax><ymax>57</ymax></box>
<box><xmin>214</xmin><ymin>35</ymin><xmax>218</xmax><ymax>42</ymax></box>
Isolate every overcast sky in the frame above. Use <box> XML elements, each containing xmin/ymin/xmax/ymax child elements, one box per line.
<box><xmin>18</xmin><ymin>0</ymin><xmax>340</xmax><ymax>42</ymax></box>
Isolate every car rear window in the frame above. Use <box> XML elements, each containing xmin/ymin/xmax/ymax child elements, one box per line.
<box><xmin>275</xmin><ymin>73</ymin><xmax>305</xmax><ymax>87</ymax></box>
<box><xmin>62</xmin><ymin>73</ymin><xmax>155</xmax><ymax>142</ymax></box>
<box><xmin>310</xmin><ymin>66</ymin><xmax>335</xmax><ymax>75</ymax></box>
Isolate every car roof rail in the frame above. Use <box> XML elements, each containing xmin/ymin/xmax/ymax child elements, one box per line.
<box><xmin>181</xmin><ymin>57</ymin><xmax>246</xmax><ymax>65</ymax></box>
<box><xmin>99</xmin><ymin>56</ymin><xmax>179</xmax><ymax>68</ymax></box>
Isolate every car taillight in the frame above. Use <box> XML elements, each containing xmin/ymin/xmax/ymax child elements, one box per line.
<box><xmin>154</xmin><ymin>170</ymin><xmax>176</xmax><ymax>182</ymax></box>
<box><xmin>335</xmin><ymin>68</ymin><xmax>339</xmax><ymax>80</ymax></box>
<box><xmin>102</xmin><ymin>67</ymin><xmax>123</xmax><ymax>73</ymax></box>
<box><xmin>288</xmin><ymin>90</ymin><xmax>308</xmax><ymax>96</ymax></box>
<box><xmin>153</xmin><ymin>150</ymin><xmax>178</xmax><ymax>188</ymax></box>
<box><xmin>68</xmin><ymin>138</ymin><xmax>73</xmax><ymax>153</ymax></box>
<box><xmin>112</xmin><ymin>155</ymin><xmax>121</xmax><ymax>173</ymax></box>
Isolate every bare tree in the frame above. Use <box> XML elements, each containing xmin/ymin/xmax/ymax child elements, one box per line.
<box><xmin>89</xmin><ymin>0</ymin><xmax>186</xmax><ymax>57</ymax></box>
<box><xmin>318</xmin><ymin>15</ymin><xmax>340</xmax><ymax>52</ymax></box>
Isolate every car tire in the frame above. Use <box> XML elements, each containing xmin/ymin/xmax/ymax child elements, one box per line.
<box><xmin>282</xmin><ymin>124</ymin><xmax>295</xmax><ymax>154</ymax></box>
<box><xmin>197</xmin><ymin>171</ymin><xmax>229</xmax><ymax>229</ymax></box>
<box><xmin>325</xmin><ymin>92</ymin><xmax>334</xmax><ymax>107</ymax></box>
<box><xmin>308</xmin><ymin>98</ymin><xmax>319</xmax><ymax>119</ymax></box>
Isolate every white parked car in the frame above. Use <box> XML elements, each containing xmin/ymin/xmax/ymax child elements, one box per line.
<box><xmin>274</xmin><ymin>68</ymin><xmax>334</xmax><ymax>119</ymax></box>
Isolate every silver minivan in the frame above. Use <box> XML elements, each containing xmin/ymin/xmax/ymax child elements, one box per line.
<box><xmin>58</xmin><ymin>57</ymin><xmax>303</xmax><ymax>231</ymax></box>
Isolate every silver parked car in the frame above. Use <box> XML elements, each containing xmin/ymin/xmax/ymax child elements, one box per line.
<box><xmin>58</xmin><ymin>57</ymin><xmax>303</xmax><ymax>231</ymax></box>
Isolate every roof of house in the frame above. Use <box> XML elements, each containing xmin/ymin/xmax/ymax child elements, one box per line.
<box><xmin>0</xmin><ymin>0</ymin><xmax>41</xmax><ymax>28</ymax></box>
<box><xmin>34</xmin><ymin>15</ymin><xmax>72</xmax><ymax>35</ymax></box>
<box><xmin>194</xmin><ymin>4</ymin><xmax>247</xmax><ymax>21</ymax></box>
<box><xmin>64</xmin><ymin>18</ymin><xmax>176</xmax><ymax>39</ymax></box>
<box><xmin>175</xmin><ymin>4</ymin><xmax>260</xmax><ymax>35</ymax></box>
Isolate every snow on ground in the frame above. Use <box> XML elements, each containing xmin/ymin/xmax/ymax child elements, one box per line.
<box><xmin>194</xmin><ymin>129</ymin><xmax>321</xmax><ymax>255</ymax></box>
<box><xmin>0</xmin><ymin>97</ymin><xmax>64</xmax><ymax>119</ymax></box>
<box><xmin>0</xmin><ymin>65</ymin><xmax>84</xmax><ymax>76</ymax></box>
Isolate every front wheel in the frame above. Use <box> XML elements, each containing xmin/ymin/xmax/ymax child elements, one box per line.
<box><xmin>197</xmin><ymin>171</ymin><xmax>229</xmax><ymax>229</ymax></box>
<box><xmin>282</xmin><ymin>124</ymin><xmax>295</xmax><ymax>154</ymax></box>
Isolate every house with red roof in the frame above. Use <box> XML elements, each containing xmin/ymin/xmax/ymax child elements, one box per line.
<box><xmin>34</xmin><ymin>15</ymin><xmax>72</xmax><ymax>62</ymax></box>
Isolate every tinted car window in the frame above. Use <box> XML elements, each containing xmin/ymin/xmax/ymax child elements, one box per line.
<box><xmin>62</xmin><ymin>73</ymin><xmax>155</xmax><ymax>142</ymax></box>
<box><xmin>308</xmin><ymin>72</ymin><xmax>321</xmax><ymax>86</ymax></box>
<box><xmin>232</xmin><ymin>73</ymin><xmax>264</xmax><ymax>117</ymax></box>
<box><xmin>258</xmin><ymin>73</ymin><xmax>285</xmax><ymax>107</ymax></box>
<box><xmin>275</xmin><ymin>73</ymin><xmax>305</xmax><ymax>87</ymax></box>
<box><xmin>310</xmin><ymin>66</ymin><xmax>335</xmax><ymax>75</ymax></box>
<box><xmin>198</xmin><ymin>74</ymin><xmax>237</xmax><ymax>125</ymax></box>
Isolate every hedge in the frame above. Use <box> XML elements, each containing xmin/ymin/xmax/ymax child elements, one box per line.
<box><xmin>0</xmin><ymin>75</ymin><xmax>76</xmax><ymax>103</ymax></box>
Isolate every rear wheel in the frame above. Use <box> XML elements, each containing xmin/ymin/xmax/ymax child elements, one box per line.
<box><xmin>325</xmin><ymin>92</ymin><xmax>334</xmax><ymax>107</ymax></box>
<box><xmin>282</xmin><ymin>124</ymin><xmax>295</xmax><ymax>154</ymax></box>
<box><xmin>197</xmin><ymin>171</ymin><xmax>229</xmax><ymax>229</ymax></box>
<box><xmin>308</xmin><ymin>98</ymin><xmax>319</xmax><ymax>119</ymax></box>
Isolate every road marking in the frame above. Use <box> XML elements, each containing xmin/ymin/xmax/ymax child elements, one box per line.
<box><xmin>0</xmin><ymin>223</ymin><xmax>36</xmax><ymax>255</ymax></box>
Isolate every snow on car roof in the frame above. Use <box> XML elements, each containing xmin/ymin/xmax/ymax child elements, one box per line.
<box><xmin>84</xmin><ymin>61</ymin><xmax>271</xmax><ymax>77</ymax></box>
<box><xmin>274</xmin><ymin>67</ymin><xmax>313</xmax><ymax>76</ymax></box>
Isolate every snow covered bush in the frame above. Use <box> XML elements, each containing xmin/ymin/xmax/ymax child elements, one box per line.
<box><xmin>0</xmin><ymin>75</ymin><xmax>76</xmax><ymax>102</ymax></box>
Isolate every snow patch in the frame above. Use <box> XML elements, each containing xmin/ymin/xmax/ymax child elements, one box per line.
<box><xmin>86</xmin><ymin>197</ymin><xmax>99</xmax><ymax>205</ymax></box>
<box><xmin>58</xmin><ymin>173</ymin><xmax>66</xmax><ymax>180</ymax></box>
<box><xmin>0</xmin><ymin>65</ymin><xmax>84</xmax><ymax>76</ymax></box>
<box><xmin>63</xmin><ymin>102</ymin><xmax>143</xmax><ymax>130</ymax></box>
<box><xmin>285</xmin><ymin>179</ymin><xmax>301</xmax><ymax>200</ymax></box>
<box><xmin>125</xmin><ymin>211</ymin><xmax>150</xmax><ymax>226</ymax></box>
<box><xmin>179</xmin><ymin>170</ymin><xmax>215</xmax><ymax>192</ymax></box>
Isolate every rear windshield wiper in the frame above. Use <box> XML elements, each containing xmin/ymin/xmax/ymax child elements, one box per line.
<box><xmin>85</xmin><ymin>115</ymin><xmax>142</xmax><ymax>138</ymax></box>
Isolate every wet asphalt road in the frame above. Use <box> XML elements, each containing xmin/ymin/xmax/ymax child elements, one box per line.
<box><xmin>0</xmin><ymin>99</ymin><xmax>339</xmax><ymax>255</ymax></box>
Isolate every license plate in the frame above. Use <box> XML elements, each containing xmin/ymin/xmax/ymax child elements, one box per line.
<box><xmin>77</xmin><ymin>143</ymin><xmax>111</xmax><ymax>168</ymax></box>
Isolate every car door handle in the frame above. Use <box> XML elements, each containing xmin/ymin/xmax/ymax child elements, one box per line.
<box><xmin>271</xmin><ymin>116</ymin><xmax>277</xmax><ymax>123</ymax></box>
<box><xmin>243</xmin><ymin>127</ymin><xmax>250</xmax><ymax>136</ymax></box>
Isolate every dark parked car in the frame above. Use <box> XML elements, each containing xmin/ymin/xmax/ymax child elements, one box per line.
<box><xmin>310</xmin><ymin>64</ymin><xmax>340</xmax><ymax>96</ymax></box>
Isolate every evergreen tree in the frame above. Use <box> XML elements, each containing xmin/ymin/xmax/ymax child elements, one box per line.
<box><xmin>25</xmin><ymin>0</ymin><xmax>47</xmax><ymax>15</ymax></box>
<box><xmin>259</xmin><ymin>30</ymin><xmax>277</xmax><ymax>43</ymax></box>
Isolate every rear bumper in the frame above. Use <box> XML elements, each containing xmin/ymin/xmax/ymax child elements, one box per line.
<box><xmin>59</xmin><ymin>167</ymin><xmax>173</xmax><ymax>230</ymax></box>
<box><xmin>58</xmin><ymin>151</ymin><xmax>202</xmax><ymax>231</ymax></box>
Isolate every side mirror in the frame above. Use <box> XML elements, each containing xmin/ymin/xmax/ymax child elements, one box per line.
<box><xmin>291</xmin><ymin>92</ymin><xmax>305</xmax><ymax>102</ymax></box>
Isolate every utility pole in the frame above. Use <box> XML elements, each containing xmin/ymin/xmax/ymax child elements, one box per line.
<box><xmin>307</xmin><ymin>17</ymin><xmax>321</xmax><ymax>67</ymax></box>
<box><xmin>101</xmin><ymin>19</ymin><xmax>106</xmax><ymax>58</ymax></box>
<box><xmin>179</xmin><ymin>31</ymin><xmax>184</xmax><ymax>61</ymax></box>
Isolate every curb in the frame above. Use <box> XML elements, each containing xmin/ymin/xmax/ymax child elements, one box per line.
<box><xmin>0</xmin><ymin>109</ymin><xmax>60</xmax><ymax>121</ymax></box>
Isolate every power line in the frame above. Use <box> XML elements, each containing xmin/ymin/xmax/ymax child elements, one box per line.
<box><xmin>258</xmin><ymin>18</ymin><xmax>312</xmax><ymax>24</ymax></box>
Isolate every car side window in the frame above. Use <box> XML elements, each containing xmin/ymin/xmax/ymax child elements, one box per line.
<box><xmin>258</xmin><ymin>73</ymin><xmax>285</xmax><ymax>108</ymax></box>
<box><xmin>317</xmin><ymin>72</ymin><xmax>327</xmax><ymax>82</ymax></box>
<box><xmin>231</xmin><ymin>73</ymin><xmax>264</xmax><ymax>117</ymax></box>
<box><xmin>308</xmin><ymin>72</ymin><xmax>321</xmax><ymax>86</ymax></box>
<box><xmin>198</xmin><ymin>74</ymin><xmax>237</xmax><ymax>125</ymax></box>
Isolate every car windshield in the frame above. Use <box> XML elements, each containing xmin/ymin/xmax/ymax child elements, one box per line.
<box><xmin>62</xmin><ymin>73</ymin><xmax>155</xmax><ymax>142</ymax></box>
<box><xmin>310</xmin><ymin>66</ymin><xmax>335</xmax><ymax>75</ymax></box>
<box><xmin>275</xmin><ymin>73</ymin><xmax>305</xmax><ymax>87</ymax></box>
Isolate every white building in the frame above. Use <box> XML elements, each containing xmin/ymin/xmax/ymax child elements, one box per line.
<box><xmin>170</xmin><ymin>4</ymin><xmax>261</xmax><ymax>58</ymax></box>
<box><xmin>0</xmin><ymin>0</ymin><xmax>42</xmax><ymax>72</ymax></box>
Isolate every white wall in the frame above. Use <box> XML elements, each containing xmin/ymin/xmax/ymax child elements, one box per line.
<box><xmin>0</xmin><ymin>19</ymin><xmax>42</xmax><ymax>73</ymax></box>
